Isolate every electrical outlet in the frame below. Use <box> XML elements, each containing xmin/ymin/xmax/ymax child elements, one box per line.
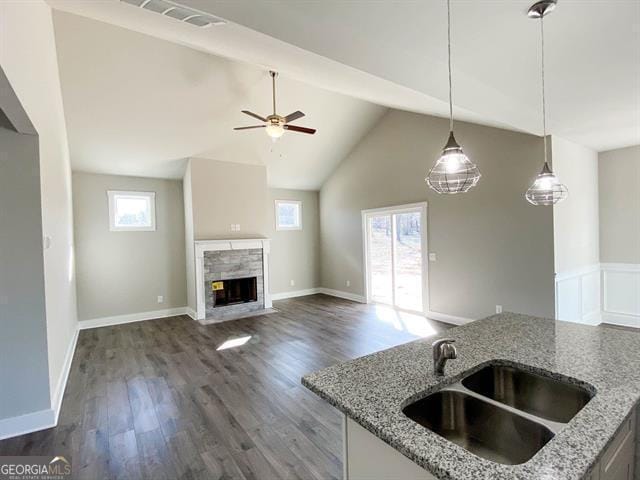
<box><xmin>496</xmin><ymin>305</ymin><xmax>503</xmax><ymax>314</ymax></box>
<box><xmin>235</xmin><ymin>224</ymin><xmax>241</xmax><ymax>231</ymax></box>
<box><xmin>428</xmin><ymin>253</ymin><xmax>437</xmax><ymax>262</ymax></box>
<box><xmin>290</xmin><ymin>279</ymin><xmax>295</xmax><ymax>287</ymax></box>
<box><xmin>157</xmin><ymin>295</ymin><xmax>164</xmax><ymax>304</ymax></box>
<box><xmin>230</xmin><ymin>224</ymin><xmax>235</xmax><ymax>231</ymax></box>
<box><xmin>346</xmin><ymin>280</ymin><xmax>351</xmax><ymax>287</ymax></box>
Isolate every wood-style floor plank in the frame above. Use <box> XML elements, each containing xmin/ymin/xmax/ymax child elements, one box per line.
<box><xmin>0</xmin><ymin>294</ymin><xmax>451</xmax><ymax>479</ymax></box>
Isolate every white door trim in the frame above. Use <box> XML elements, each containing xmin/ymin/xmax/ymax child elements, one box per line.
<box><xmin>361</xmin><ymin>202</ymin><xmax>429</xmax><ymax>316</ymax></box>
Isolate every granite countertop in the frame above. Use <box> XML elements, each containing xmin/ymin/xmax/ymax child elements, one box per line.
<box><xmin>302</xmin><ymin>313</ymin><xmax>640</xmax><ymax>480</ymax></box>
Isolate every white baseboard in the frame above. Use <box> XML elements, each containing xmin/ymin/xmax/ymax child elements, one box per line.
<box><xmin>427</xmin><ymin>310</ymin><xmax>475</xmax><ymax>326</ymax></box>
<box><xmin>79</xmin><ymin>307</ymin><xmax>188</xmax><ymax>330</ymax></box>
<box><xmin>602</xmin><ymin>312</ymin><xmax>640</xmax><ymax>329</ymax></box>
<box><xmin>186</xmin><ymin>307</ymin><xmax>197</xmax><ymax>320</ymax></box>
<box><xmin>51</xmin><ymin>326</ymin><xmax>79</xmax><ymax>422</ymax></box>
<box><xmin>271</xmin><ymin>288</ymin><xmax>321</xmax><ymax>301</ymax></box>
<box><xmin>0</xmin><ymin>408</ymin><xmax>56</xmax><ymax>441</ymax></box>
<box><xmin>318</xmin><ymin>288</ymin><xmax>366</xmax><ymax>303</ymax></box>
<box><xmin>0</xmin><ymin>327</ymin><xmax>78</xmax><ymax>441</ymax></box>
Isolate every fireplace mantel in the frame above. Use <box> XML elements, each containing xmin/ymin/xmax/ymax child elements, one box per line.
<box><xmin>194</xmin><ymin>238</ymin><xmax>271</xmax><ymax>322</ymax></box>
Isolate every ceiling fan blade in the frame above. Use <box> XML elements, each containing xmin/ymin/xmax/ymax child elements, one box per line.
<box><xmin>234</xmin><ymin>125</ymin><xmax>266</xmax><ymax>130</ymax></box>
<box><xmin>284</xmin><ymin>110</ymin><xmax>305</xmax><ymax>123</ymax></box>
<box><xmin>241</xmin><ymin>110</ymin><xmax>267</xmax><ymax>122</ymax></box>
<box><xmin>284</xmin><ymin>125</ymin><xmax>316</xmax><ymax>134</ymax></box>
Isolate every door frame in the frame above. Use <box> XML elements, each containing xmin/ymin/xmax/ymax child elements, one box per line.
<box><xmin>361</xmin><ymin>202</ymin><xmax>429</xmax><ymax>315</ymax></box>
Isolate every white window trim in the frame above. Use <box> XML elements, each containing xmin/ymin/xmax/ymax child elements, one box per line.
<box><xmin>108</xmin><ymin>190</ymin><xmax>156</xmax><ymax>232</ymax></box>
<box><xmin>275</xmin><ymin>199</ymin><xmax>302</xmax><ymax>231</ymax></box>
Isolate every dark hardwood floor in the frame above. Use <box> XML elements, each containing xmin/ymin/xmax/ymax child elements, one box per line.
<box><xmin>0</xmin><ymin>294</ymin><xmax>451</xmax><ymax>479</ymax></box>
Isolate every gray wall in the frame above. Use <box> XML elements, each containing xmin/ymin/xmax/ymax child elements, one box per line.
<box><xmin>0</xmin><ymin>127</ymin><xmax>51</xmax><ymax>419</ymax></box>
<box><xmin>598</xmin><ymin>145</ymin><xmax>640</xmax><ymax>264</ymax></box>
<box><xmin>189</xmin><ymin>158</ymin><xmax>269</xmax><ymax>240</ymax></box>
<box><xmin>73</xmin><ymin>172</ymin><xmax>187</xmax><ymax>321</ymax></box>
<box><xmin>268</xmin><ymin>188</ymin><xmax>321</xmax><ymax>294</ymax></box>
<box><xmin>320</xmin><ymin>109</ymin><xmax>555</xmax><ymax>320</ymax></box>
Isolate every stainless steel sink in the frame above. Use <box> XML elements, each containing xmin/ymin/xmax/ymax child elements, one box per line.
<box><xmin>402</xmin><ymin>390</ymin><xmax>554</xmax><ymax>465</ymax></box>
<box><xmin>402</xmin><ymin>362</ymin><xmax>595</xmax><ymax>465</ymax></box>
<box><xmin>461</xmin><ymin>364</ymin><xmax>593</xmax><ymax>423</ymax></box>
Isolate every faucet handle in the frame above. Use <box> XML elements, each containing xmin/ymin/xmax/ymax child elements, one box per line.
<box><xmin>432</xmin><ymin>338</ymin><xmax>455</xmax><ymax>350</ymax></box>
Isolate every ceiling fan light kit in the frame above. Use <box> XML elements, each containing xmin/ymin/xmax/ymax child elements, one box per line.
<box><xmin>426</xmin><ymin>0</ymin><xmax>481</xmax><ymax>195</ymax></box>
<box><xmin>234</xmin><ymin>70</ymin><xmax>317</xmax><ymax>140</ymax></box>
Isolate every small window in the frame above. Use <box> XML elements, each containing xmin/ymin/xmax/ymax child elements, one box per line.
<box><xmin>275</xmin><ymin>200</ymin><xmax>302</xmax><ymax>231</ymax></box>
<box><xmin>108</xmin><ymin>190</ymin><xmax>156</xmax><ymax>231</ymax></box>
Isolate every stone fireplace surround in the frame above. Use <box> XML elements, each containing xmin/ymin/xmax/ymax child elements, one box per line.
<box><xmin>194</xmin><ymin>239</ymin><xmax>272</xmax><ymax>324</ymax></box>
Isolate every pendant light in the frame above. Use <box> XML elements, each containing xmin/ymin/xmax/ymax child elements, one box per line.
<box><xmin>426</xmin><ymin>0</ymin><xmax>481</xmax><ymax>194</ymax></box>
<box><xmin>525</xmin><ymin>0</ymin><xmax>568</xmax><ymax>205</ymax></box>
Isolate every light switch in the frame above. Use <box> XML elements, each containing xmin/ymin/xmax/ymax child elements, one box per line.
<box><xmin>429</xmin><ymin>253</ymin><xmax>437</xmax><ymax>262</ymax></box>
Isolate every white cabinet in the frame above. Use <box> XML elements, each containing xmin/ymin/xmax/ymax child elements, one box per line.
<box><xmin>343</xmin><ymin>416</ymin><xmax>436</xmax><ymax>480</ymax></box>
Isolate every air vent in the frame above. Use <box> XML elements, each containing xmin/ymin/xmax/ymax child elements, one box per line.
<box><xmin>120</xmin><ymin>0</ymin><xmax>226</xmax><ymax>28</ymax></box>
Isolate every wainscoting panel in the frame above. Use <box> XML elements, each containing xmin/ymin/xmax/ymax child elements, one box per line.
<box><xmin>602</xmin><ymin>263</ymin><xmax>640</xmax><ymax>328</ymax></box>
<box><xmin>555</xmin><ymin>264</ymin><xmax>601</xmax><ymax>325</ymax></box>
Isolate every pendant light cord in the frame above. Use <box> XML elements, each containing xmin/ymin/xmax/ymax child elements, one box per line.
<box><xmin>540</xmin><ymin>16</ymin><xmax>548</xmax><ymax>165</ymax></box>
<box><xmin>447</xmin><ymin>0</ymin><xmax>453</xmax><ymax>133</ymax></box>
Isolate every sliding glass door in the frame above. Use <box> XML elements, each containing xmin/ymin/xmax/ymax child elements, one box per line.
<box><xmin>364</xmin><ymin>204</ymin><xmax>426</xmax><ymax>313</ymax></box>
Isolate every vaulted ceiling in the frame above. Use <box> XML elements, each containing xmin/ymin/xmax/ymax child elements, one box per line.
<box><xmin>51</xmin><ymin>10</ymin><xmax>386</xmax><ymax>189</ymax></box>
<box><xmin>49</xmin><ymin>0</ymin><xmax>639</xmax><ymax>188</ymax></box>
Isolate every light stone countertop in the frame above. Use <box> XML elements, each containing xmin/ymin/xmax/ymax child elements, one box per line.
<box><xmin>302</xmin><ymin>313</ymin><xmax>640</xmax><ymax>480</ymax></box>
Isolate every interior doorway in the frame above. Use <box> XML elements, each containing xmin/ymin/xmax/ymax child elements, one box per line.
<box><xmin>362</xmin><ymin>203</ymin><xmax>428</xmax><ymax>314</ymax></box>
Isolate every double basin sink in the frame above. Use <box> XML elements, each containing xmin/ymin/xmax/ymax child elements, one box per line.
<box><xmin>402</xmin><ymin>362</ymin><xmax>595</xmax><ymax>465</ymax></box>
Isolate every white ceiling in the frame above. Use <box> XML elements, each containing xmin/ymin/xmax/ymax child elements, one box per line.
<box><xmin>50</xmin><ymin>0</ymin><xmax>640</xmax><ymax>153</ymax></box>
<box><xmin>51</xmin><ymin>10</ymin><xmax>385</xmax><ymax>189</ymax></box>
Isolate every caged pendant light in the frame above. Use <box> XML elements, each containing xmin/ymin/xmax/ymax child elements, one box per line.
<box><xmin>426</xmin><ymin>0</ymin><xmax>481</xmax><ymax>194</ymax></box>
<box><xmin>525</xmin><ymin>0</ymin><xmax>568</xmax><ymax>206</ymax></box>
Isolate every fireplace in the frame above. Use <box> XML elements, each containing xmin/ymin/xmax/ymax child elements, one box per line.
<box><xmin>213</xmin><ymin>277</ymin><xmax>257</xmax><ymax>307</ymax></box>
<box><xmin>194</xmin><ymin>239</ymin><xmax>272</xmax><ymax>324</ymax></box>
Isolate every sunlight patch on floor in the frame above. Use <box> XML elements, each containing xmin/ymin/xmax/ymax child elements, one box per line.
<box><xmin>373</xmin><ymin>305</ymin><xmax>437</xmax><ymax>338</ymax></box>
<box><xmin>217</xmin><ymin>335</ymin><xmax>252</xmax><ymax>350</ymax></box>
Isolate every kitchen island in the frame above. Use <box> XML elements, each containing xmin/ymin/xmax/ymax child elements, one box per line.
<box><xmin>302</xmin><ymin>313</ymin><xmax>640</xmax><ymax>480</ymax></box>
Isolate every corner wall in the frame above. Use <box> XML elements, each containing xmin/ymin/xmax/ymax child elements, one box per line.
<box><xmin>0</xmin><ymin>126</ymin><xmax>51</xmax><ymax>427</ymax></box>
<box><xmin>0</xmin><ymin>0</ymin><xmax>78</xmax><ymax>428</ymax></box>
<box><xmin>72</xmin><ymin>172</ymin><xmax>187</xmax><ymax>323</ymax></box>
<box><xmin>268</xmin><ymin>188</ymin><xmax>321</xmax><ymax>296</ymax></box>
<box><xmin>551</xmin><ymin>136</ymin><xmax>601</xmax><ymax>325</ymax></box>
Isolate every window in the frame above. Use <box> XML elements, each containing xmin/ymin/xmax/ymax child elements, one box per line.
<box><xmin>108</xmin><ymin>190</ymin><xmax>156</xmax><ymax>231</ymax></box>
<box><xmin>275</xmin><ymin>200</ymin><xmax>302</xmax><ymax>231</ymax></box>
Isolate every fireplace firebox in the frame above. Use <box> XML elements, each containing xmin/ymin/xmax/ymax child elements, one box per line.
<box><xmin>212</xmin><ymin>277</ymin><xmax>257</xmax><ymax>307</ymax></box>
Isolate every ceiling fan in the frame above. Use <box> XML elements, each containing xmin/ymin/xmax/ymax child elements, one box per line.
<box><xmin>234</xmin><ymin>71</ymin><xmax>316</xmax><ymax>139</ymax></box>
